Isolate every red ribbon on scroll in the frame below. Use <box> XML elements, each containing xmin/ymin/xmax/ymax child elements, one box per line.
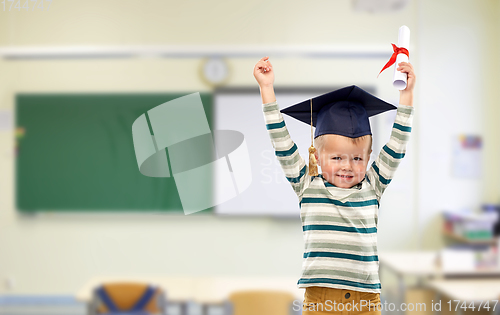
<box><xmin>377</xmin><ymin>43</ymin><xmax>409</xmax><ymax>78</ymax></box>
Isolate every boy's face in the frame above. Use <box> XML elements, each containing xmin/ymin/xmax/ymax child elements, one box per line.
<box><xmin>314</xmin><ymin>135</ymin><xmax>372</xmax><ymax>189</ymax></box>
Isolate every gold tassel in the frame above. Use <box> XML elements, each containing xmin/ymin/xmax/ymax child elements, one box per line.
<box><xmin>308</xmin><ymin>98</ymin><xmax>319</xmax><ymax>176</ymax></box>
<box><xmin>308</xmin><ymin>145</ymin><xmax>318</xmax><ymax>176</ymax></box>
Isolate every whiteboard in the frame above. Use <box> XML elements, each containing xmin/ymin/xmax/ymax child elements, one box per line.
<box><xmin>213</xmin><ymin>87</ymin><xmax>377</xmax><ymax>217</ymax></box>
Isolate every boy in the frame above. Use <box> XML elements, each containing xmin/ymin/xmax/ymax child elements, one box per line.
<box><xmin>253</xmin><ymin>56</ymin><xmax>415</xmax><ymax>314</ymax></box>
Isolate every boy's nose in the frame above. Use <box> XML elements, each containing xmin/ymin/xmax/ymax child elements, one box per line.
<box><xmin>341</xmin><ymin>160</ymin><xmax>352</xmax><ymax>170</ymax></box>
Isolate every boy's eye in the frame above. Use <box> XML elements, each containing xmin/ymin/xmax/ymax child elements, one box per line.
<box><xmin>354</xmin><ymin>157</ymin><xmax>362</xmax><ymax>161</ymax></box>
<box><xmin>332</xmin><ymin>157</ymin><xmax>341</xmax><ymax>160</ymax></box>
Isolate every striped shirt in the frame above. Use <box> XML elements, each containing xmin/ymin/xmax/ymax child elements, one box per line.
<box><xmin>262</xmin><ymin>100</ymin><xmax>414</xmax><ymax>293</ymax></box>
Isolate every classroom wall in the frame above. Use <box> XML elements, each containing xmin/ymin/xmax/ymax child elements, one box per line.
<box><xmin>0</xmin><ymin>0</ymin><xmax>498</xmax><ymax>294</ymax></box>
<box><xmin>416</xmin><ymin>0</ymin><xmax>500</xmax><ymax>249</ymax></box>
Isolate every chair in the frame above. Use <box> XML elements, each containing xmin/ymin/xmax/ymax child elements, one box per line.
<box><xmin>228</xmin><ymin>289</ymin><xmax>296</xmax><ymax>315</ymax></box>
<box><xmin>88</xmin><ymin>282</ymin><xmax>167</xmax><ymax>315</ymax></box>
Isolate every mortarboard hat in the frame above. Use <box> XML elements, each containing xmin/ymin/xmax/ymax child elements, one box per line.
<box><xmin>280</xmin><ymin>85</ymin><xmax>397</xmax><ymax>139</ymax></box>
<box><xmin>280</xmin><ymin>85</ymin><xmax>397</xmax><ymax>177</ymax></box>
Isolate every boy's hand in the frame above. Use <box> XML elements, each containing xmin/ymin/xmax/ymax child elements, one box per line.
<box><xmin>397</xmin><ymin>61</ymin><xmax>416</xmax><ymax>106</ymax></box>
<box><xmin>253</xmin><ymin>56</ymin><xmax>274</xmax><ymax>88</ymax></box>
<box><xmin>396</xmin><ymin>61</ymin><xmax>416</xmax><ymax>93</ymax></box>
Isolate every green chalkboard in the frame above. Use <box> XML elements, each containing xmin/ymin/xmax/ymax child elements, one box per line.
<box><xmin>15</xmin><ymin>92</ymin><xmax>214</xmax><ymax>213</ymax></box>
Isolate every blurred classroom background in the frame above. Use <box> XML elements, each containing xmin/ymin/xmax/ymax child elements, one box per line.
<box><xmin>1</xmin><ymin>0</ymin><xmax>500</xmax><ymax>314</ymax></box>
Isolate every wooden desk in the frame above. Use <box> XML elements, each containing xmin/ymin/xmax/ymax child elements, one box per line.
<box><xmin>428</xmin><ymin>279</ymin><xmax>500</xmax><ymax>315</ymax></box>
<box><xmin>428</xmin><ymin>279</ymin><xmax>500</xmax><ymax>302</ymax></box>
<box><xmin>379</xmin><ymin>251</ymin><xmax>500</xmax><ymax>278</ymax></box>
<box><xmin>379</xmin><ymin>251</ymin><xmax>440</xmax><ymax>312</ymax></box>
<box><xmin>379</xmin><ymin>251</ymin><xmax>500</xmax><ymax>315</ymax></box>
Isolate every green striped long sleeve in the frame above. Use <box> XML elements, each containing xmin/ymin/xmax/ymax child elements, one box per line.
<box><xmin>262</xmin><ymin>100</ymin><xmax>311</xmax><ymax>197</ymax></box>
<box><xmin>263</xmin><ymin>101</ymin><xmax>414</xmax><ymax>293</ymax></box>
<box><xmin>366</xmin><ymin>104</ymin><xmax>414</xmax><ymax>203</ymax></box>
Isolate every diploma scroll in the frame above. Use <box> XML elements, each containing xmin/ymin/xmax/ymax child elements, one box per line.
<box><xmin>393</xmin><ymin>25</ymin><xmax>410</xmax><ymax>90</ymax></box>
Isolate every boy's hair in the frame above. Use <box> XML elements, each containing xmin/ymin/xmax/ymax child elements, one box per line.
<box><xmin>314</xmin><ymin>134</ymin><xmax>372</xmax><ymax>154</ymax></box>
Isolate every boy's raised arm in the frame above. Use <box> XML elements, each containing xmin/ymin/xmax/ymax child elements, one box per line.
<box><xmin>254</xmin><ymin>57</ymin><xmax>310</xmax><ymax>198</ymax></box>
<box><xmin>366</xmin><ymin>61</ymin><xmax>416</xmax><ymax>203</ymax></box>
<box><xmin>261</xmin><ymin>89</ymin><xmax>311</xmax><ymax>198</ymax></box>
<box><xmin>366</xmin><ymin>103</ymin><xmax>414</xmax><ymax>203</ymax></box>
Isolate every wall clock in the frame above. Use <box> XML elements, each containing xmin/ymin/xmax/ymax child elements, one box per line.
<box><xmin>199</xmin><ymin>57</ymin><xmax>231</xmax><ymax>87</ymax></box>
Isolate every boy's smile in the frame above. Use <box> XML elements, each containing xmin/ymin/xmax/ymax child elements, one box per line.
<box><xmin>314</xmin><ymin>135</ymin><xmax>372</xmax><ymax>189</ymax></box>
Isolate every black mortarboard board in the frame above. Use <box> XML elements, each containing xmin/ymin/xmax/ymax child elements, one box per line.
<box><xmin>280</xmin><ymin>85</ymin><xmax>397</xmax><ymax>139</ymax></box>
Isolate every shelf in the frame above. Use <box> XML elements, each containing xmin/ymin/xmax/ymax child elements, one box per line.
<box><xmin>442</xmin><ymin>229</ymin><xmax>498</xmax><ymax>245</ymax></box>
